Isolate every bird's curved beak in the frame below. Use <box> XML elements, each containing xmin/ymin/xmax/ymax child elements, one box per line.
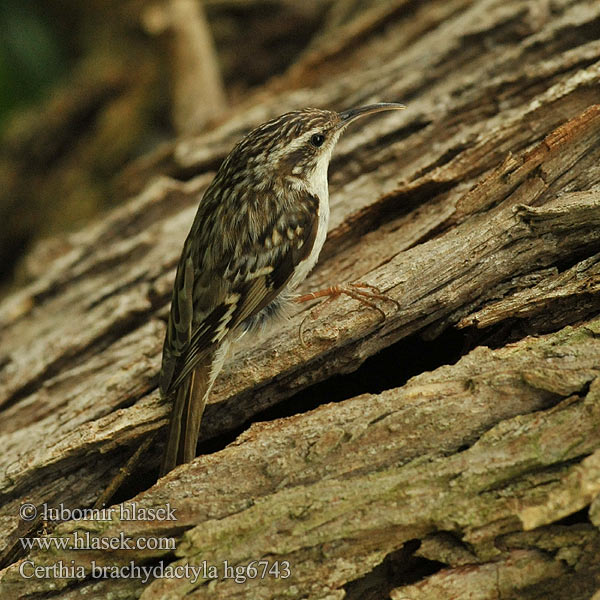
<box><xmin>337</xmin><ymin>102</ymin><xmax>406</xmax><ymax>129</ymax></box>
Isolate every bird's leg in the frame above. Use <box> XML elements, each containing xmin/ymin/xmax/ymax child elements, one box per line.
<box><xmin>295</xmin><ymin>283</ymin><xmax>400</xmax><ymax>346</ymax></box>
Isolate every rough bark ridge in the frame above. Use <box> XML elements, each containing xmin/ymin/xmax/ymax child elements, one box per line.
<box><xmin>1</xmin><ymin>0</ymin><xmax>600</xmax><ymax>598</ymax></box>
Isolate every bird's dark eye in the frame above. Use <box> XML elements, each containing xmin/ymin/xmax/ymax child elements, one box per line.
<box><xmin>310</xmin><ymin>133</ymin><xmax>325</xmax><ymax>147</ymax></box>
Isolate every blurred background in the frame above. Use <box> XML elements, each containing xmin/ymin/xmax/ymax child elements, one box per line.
<box><xmin>0</xmin><ymin>0</ymin><xmax>354</xmax><ymax>296</ymax></box>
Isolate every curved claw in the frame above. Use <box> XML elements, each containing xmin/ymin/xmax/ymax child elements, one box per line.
<box><xmin>299</xmin><ymin>314</ymin><xmax>309</xmax><ymax>348</ymax></box>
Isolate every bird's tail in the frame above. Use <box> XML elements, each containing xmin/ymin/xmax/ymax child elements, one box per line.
<box><xmin>160</xmin><ymin>365</ymin><xmax>209</xmax><ymax>476</ymax></box>
<box><xmin>159</xmin><ymin>343</ymin><xmax>229</xmax><ymax>476</ymax></box>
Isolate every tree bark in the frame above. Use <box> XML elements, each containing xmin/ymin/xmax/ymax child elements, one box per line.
<box><xmin>1</xmin><ymin>0</ymin><xmax>600</xmax><ymax>598</ymax></box>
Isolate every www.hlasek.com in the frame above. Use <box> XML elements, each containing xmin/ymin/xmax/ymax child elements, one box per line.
<box><xmin>20</xmin><ymin>530</ymin><xmax>176</xmax><ymax>552</ymax></box>
<box><xmin>20</xmin><ymin>559</ymin><xmax>292</xmax><ymax>585</ymax></box>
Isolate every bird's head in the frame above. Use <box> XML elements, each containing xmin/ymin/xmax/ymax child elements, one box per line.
<box><xmin>218</xmin><ymin>103</ymin><xmax>405</xmax><ymax>193</ymax></box>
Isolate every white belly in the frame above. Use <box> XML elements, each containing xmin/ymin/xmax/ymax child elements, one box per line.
<box><xmin>288</xmin><ymin>166</ymin><xmax>330</xmax><ymax>291</ymax></box>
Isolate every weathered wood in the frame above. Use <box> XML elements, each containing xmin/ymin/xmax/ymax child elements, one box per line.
<box><xmin>1</xmin><ymin>0</ymin><xmax>600</xmax><ymax>598</ymax></box>
<box><xmin>2</xmin><ymin>319</ymin><xmax>600</xmax><ymax>598</ymax></box>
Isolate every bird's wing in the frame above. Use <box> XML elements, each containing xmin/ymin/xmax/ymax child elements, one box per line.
<box><xmin>160</xmin><ymin>191</ymin><xmax>319</xmax><ymax>397</ymax></box>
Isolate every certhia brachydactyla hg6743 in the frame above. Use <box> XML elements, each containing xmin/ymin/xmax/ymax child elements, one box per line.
<box><xmin>159</xmin><ymin>103</ymin><xmax>405</xmax><ymax>475</ymax></box>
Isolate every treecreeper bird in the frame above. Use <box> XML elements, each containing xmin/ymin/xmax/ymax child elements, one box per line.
<box><xmin>159</xmin><ymin>103</ymin><xmax>405</xmax><ymax>475</ymax></box>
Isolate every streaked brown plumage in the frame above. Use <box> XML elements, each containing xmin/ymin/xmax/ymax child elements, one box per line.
<box><xmin>159</xmin><ymin>103</ymin><xmax>405</xmax><ymax>476</ymax></box>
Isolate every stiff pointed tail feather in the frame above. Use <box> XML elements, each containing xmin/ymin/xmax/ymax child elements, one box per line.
<box><xmin>159</xmin><ymin>343</ymin><xmax>229</xmax><ymax>476</ymax></box>
<box><xmin>160</xmin><ymin>365</ymin><xmax>210</xmax><ymax>476</ymax></box>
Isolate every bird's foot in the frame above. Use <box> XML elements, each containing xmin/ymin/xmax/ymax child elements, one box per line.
<box><xmin>295</xmin><ymin>283</ymin><xmax>399</xmax><ymax>346</ymax></box>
